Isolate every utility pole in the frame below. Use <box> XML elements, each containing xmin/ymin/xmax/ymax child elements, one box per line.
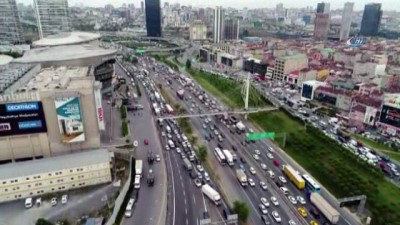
<box><xmin>242</xmin><ymin>72</ymin><xmax>250</xmax><ymax>120</ymax></box>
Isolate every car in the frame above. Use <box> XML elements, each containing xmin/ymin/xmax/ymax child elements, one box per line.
<box><xmin>181</xmin><ymin>153</ymin><xmax>186</xmax><ymax>159</ymax></box>
<box><xmin>176</xmin><ymin>147</ymin><xmax>181</xmax><ymax>153</ymax></box>
<box><xmin>297</xmin><ymin>207</ymin><xmax>307</xmax><ymax>217</ymax></box>
<box><xmin>288</xmin><ymin>195</ymin><xmax>297</xmax><ymax>205</ymax></box>
<box><xmin>240</xmin><ymin>157</ymin><xmax>246</xmax><ymax>164</ymax></box>
<box><xmin>261</xmin><ymin>215</ymin><xmax>270</xmax><ymax>225</ymax></box>
<box><xmin>239</xmin><ymin>164</ymin><xmax>245</xmax><ymax>171</ymax></box>
<box><xmin>144</xmin><ymin>139</ymin><xmax>149</xmax><ymax>145</ymax></box>
<box><xmin>61</xmin><ymin>195</ymin><xmax>68</xmax><ymax>204</ymax></box>
<box><xmin>35</xmin><ymin>198</ymin><xmax>42</xmax><ymax>207</ymax></box>
<box><xmin>248</xmin><ymin>178</ymin><xmax>255</xmax><ymax>186</ymax></box>
<box><xmin>271</xmin><ymin>210</ymin><xmax>281</xmax><ymax>223</ymax></box>
<box><xmin>280</xmin><ymin>187</ymin><xmax>289</xmax><ymax>195</ymax></box>
<box><xmin>271</xmin><ymin>196</ymin><xmax>279</xmax><ymax>206</ymax></box>
<box><xmin>260</xmin><ymin>181</ymin><xmax>268</xmax><ymax>190</ymax></box>
<box><xmin>204</xmin><ymin>172</ymin><xmax>210</xmax><ymax>181</ymax></box>
<box><xmin>289</xmin><ymin>220</ymin><xmax>297</xmax><ymax>225</ymax></box>
<box><xmin>217</xmin><ymin>135</ymin><xmax>223</xmax><ymax>142</ymax></box>
<box><xmin>260</xmin><ymin>163</ymin><xmax>268</xmax><ymax>170</ymax></box>
<box><xmin>202</xmin><ymin>123</ymin><xmax>207</xmax><ymax>129</ymax></box>
<box><xmin>273</xmin><ymin>159</ymin><xmax>280</xmax><ymax>167</ymax></box>
<box><xmin>259</xmin><ymin>203</ymin><xmax>268</xmax><ymax>214</ymax></box>
<box><xmin>267</xmin><ymin>153</ymin><xmax>274</xmax><ymax>159</ymax></box>
<box><xmin>253</xmin><ymin>154</ymin><xmax>260</xmax><ymax>160</ymax></box>
<box><xmin>165</xmin><ymin>145</ymin><xmax>170</xmax><ymax>151</ymax></box>
<box><xmin>197</xmin><ymin>172</ymin><xmax>203</xmax><ymax>180</ymax></box>
<box><xmin>309</xmin><ymin>220</ymin><xmax>319</xmax><ymax>225</ymax></box>
<box><xmin>161</xmin><ymin>132</ymin><xmax>166</xmax><ymax>137</ymax></box>
<box><xmin>194</xmin><ymin>178</ymin><xmax>202</xmax><ymax>187</ymax></box>
<box><xmin>196</xmin><ymin>165</ymin><xmax>204</xmax><ymax>172</ymax></box>
<box><xmin>255</xmin><ymin>149</ymin><xmax>261</xmax><ymax>155</ymax></box>
<box><xmin>250</xmin><ymin>167</ymin><xmax>256</xmax><ymax>175</ymax></box>
<box><xmin>268</xmin><ymin>147</ymin><xmax>275</xmax><ymax>152</ymax></box>
<box><xmin>51</xmin><ymin>197</ymin><xmax>58</xmax><ymax>206</ymax></box>
<box><xmin>261</xmin><ymin>197</ymin><xmax>270</xmax><ymax>207</ymax></box>
<box><xmin>297</xmin><ymin>196</ymin><xmax>306</xmax><ymax>205</ymax></box>
<box><xmin>267</xmin><ymin>170</ymin><xmax>275</xmax><ymax>178</ymax></box>
<box><xmin>278</xmin><ymin>176</ymin><xmax>287</xmax><ymax>183</ymax></box>
<box><xmin>232</xmin><ymin>146</ymin><xmax>237</xmax><ymax>151</ymax></box>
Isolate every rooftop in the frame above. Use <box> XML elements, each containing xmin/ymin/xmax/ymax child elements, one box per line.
<box><xmin>12</xmin><ymin>44</ymin><xmax>116</xmax><ymax>64</ymax></box>
<box><xmin>278</xmin><ymin>54</ymin><xmax>307</xmax><ymax>60</ymax></box>
<box><xmin>33</xmin><ymin>32</ymin><xmax>101</xmax><ymax>47</ymax></box>
<box><xmin>0</xmin><ymin>55</ymin><xmax>13</xmax><ymax>65</ymax></box>
<box><xmin>0</xmin><ymin>149</ymin><xmax>111</xmax><ymax>180</ymax></box>
<box><xmin>0</xmin><ymin>64</ymin><xmax>35</xmax><ymax>93</ymax></box>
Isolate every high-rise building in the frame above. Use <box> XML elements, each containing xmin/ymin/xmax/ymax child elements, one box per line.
<box><xmin>224</xmin><ymin>18</ymin><xmax>239</xmax><ymax>41</ymax></box>
<box><xmin>0</xmin><ymin>0</ymin><xmax>25</xmax><ymax>45</ymax></box>
<box><xmin>198</xmin><ymin>8</ymin><xmax>205</xmax><ymax>22</ymax></box>
<box><xmin>360</xmin><ymin>3</ymin><xmax>382</xmax><ymax>36</ymax></box>
<box><xmin>145</xmin><ymin>0</ymin><xmax>161</xmax><ymax>37</ymax></box>
<box><xmin>339</xmin><ymin>2</ymin><xmax>354</xmax><ymax>40</ymax></box>
<box><xmin>314</xmin><ymin>13</ymin><xmax>329</xmax><ymax>41</ymax></box>
<box><xmin>34</xmin><ymin>0</ymin><xmax>70</xmax><ymax>39</ymax></box>
<box><xmin>317</xmin><ymin>2</ymin><xmax>330</xmax><ymax>13</ymax></box>
<box><xmin>141</xmin><ymin>1</ymin><xmax>144</xmax><ymax>13</ymax></box>
<box><xmin>213</xmin><ymin>6</ymin><xmax>224</xmax><ymax>43</ymax></box>
<box><xmin>190</xmin><ymin>20</ymin><xmax>207</xmax><ymax>40</ymax></box>
<box><xmin>276</xmin><ymin>3</ymin><xmax>284</xmax><ymax>17</ymax></box>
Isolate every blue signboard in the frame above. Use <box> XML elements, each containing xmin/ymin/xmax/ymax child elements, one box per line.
<box><xmin>346</xmin><ymin>36</ymin><xmax>367</xmax><ymax>47</ymax></box>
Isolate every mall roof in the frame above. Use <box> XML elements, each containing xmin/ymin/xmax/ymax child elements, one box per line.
<box><xmin>0</xmin><ymin>55</ymin><xmax>13</xmax><ymax>65</ymax></box>
<box><xmin>0</xmin><ymin>149</ymin><xmax>111</xmax><ymax>180</ymax></box>
<box><xmin>12</xmin><ymin>44</ymin><xmax>116</xmax><ymax>64</ymax></box>
<box><xmin>0</xmin><ymin>64</ymin><xmax>35</xmax><ymax>93</ymax></box>
<box><xmin>33</xmin><ymin>32</ymin><xmax>101</xmax><ymax>47</ymax></box>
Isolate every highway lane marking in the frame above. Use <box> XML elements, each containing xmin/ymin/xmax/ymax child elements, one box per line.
<box><xmin>186</xmin><ymin>218</ymin><xmax>189</xmax><ymax>225</ymax></box>
<box><xmin>201</xmin><ymin>193</ymin><xmax>208</xmax><ymax>212</ymax></box>
<box><xmin>193</xmin><ymin>194</ymin><xmax>196</xmax><ymax>204</ymax></box>
<box><xmin>166</xmin><ymin>151</ymin><xmax>176</xmax><ymax>225</ymax></box>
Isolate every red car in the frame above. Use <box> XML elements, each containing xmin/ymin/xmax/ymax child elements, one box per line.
<box><xmin>273</xmin><ymin>159</ymin><xmax>279</xmax><ymax>167</ymax></box>
<box><xmin>144</xmin><ymin>139</ymin><xmax>149</xmax><ymax>145</ymax></box>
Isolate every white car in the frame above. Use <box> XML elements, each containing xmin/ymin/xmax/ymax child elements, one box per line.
<box><xmin>176</xmin><ymin>147</ymin><xmax>181</xmax><ymax>153</ymax></box>
<box><xmin>61</xmin><ymin>195</ymin><xmax>68</xmax><ymax>204</ymax></box>
<box><xmin>204</xmin><ymin>172</ymin><xmax>210</xmax><ymax>181</ymax></box>
<box><xmin>267</xmin><ymin>153</ymin><xmax>274</xmax><ymax>159</ymax></box>
<box><xmin>202</xmin><ymin>123</ymin><xmax>207</xmax><ymax>129</ymax></box>
<box><xmin>156</xmin><ymin>154</ymin><xmax>161</xmax><ymax>162</ymax></box>
<box><xmin>261</xmin><ymin>197</ymin><xmax>270</xmax><ymax>207</ymax></box>
<box><xmin>268</xmin><ymin>147</ymin><xmax>275</xmax><ymax>152</ymax></box>
<box><xmin>288</xmin><ymin>195</ymin><xmax>297</xmax><ymax>205</ymax></box>
<box><xmin>253</xmin><ymin>154</ymin><xmax>260</xmax><ymax>160</ymax></box>
<box><xmin>248</xmin><ymin>178</ymin><xmax>255</xmax><ymax>187</ymax></box>
<box><xmin>260</xmin><ymin>163</ymin><xmax>267</xmax><ymax>170</ymax></box>
<box><xmin>165</xmin><ymin>145</ymin><xmax>170</xmax><ymax>151</ymax></box>
<box><xmin>259</xmin><ymin>203</ymin><xmax>268</xmax><ymax>214</ymax></box>
<box><xmin>271</xmin><ymin>210</ymin><xmax>282</xmax><ymax>223</ymax></box>
<box><xmin>296</xmin><ymin>196</ymin><xmax>306</xmax><ymax>205</ymax></box>
<box><xmin>271</xmin><ymin>196</ymin><xmax>279</xmax><ymax>206</ymax></box>
<box><xmin>255</xmin><ymin>149</ymin><xmax>261</xmax><ymax>155</ymax></box>
<box><xmin>196</xmin><ymin>165</ymin><xmax>204</xmax><ymax>172</ymax></box>
<box><xmin>194</xmin><ymin>178</ymin><xmax>202</xmax><ymax>187</ymax></box>
<box><xmin>280</xmin><ymin>187</ymin><xmax>289</xmax><ymax>195</ymax></box>
<box><xmin>161</xmin><ymin>132</ymin><xmax>166</xmax><ymax>137</ymax></box>
<box><xmin>260</xmin><ymin>181</ymin><xmax>268</xmax><ymax>190</ymax></box>
<box><xmin>278</xmin><ymin>176</ymin><xmax>287</xmax><ymax>183</ymax></box>
<box><xmin>289</xmin><ymin>220</ymin><xmax>297</xmax><ymax>225</ymax></box>
<box><xmin>249</xmin><ymin>167</ymin><xmax>256</xmax><ymax>175</ymax></box>
<box><xmin>51</xmin><ymin>197</ymin><xmax>57</xmax><ymax>206</ymax></box>
<box><xmin>267</xmin><ymin>170</ymin><xmax>275</xmax><ymax>178</ymax></box>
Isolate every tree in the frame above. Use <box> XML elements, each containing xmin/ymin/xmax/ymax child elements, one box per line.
<box><xmin>232</xmin><ymin>200</ymin><xmax>249</xmax><ymax>222</ymax></box>
<box><xmin>197</xmin><ymin>145</ymin><xmax>208</xmax><ymax>162</ymax></box>
<box><xmin>36</xmin><ymin>219</ymin><xmax>54</xmax><ymax>225</ymax></box>
<box><xmin>186</xmin><ymin>59</ymin><xmax>192</xmax><ymax>69</ymax></box>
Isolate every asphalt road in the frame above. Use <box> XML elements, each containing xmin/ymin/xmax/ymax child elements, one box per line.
<box><xmin>115</xmin><ymin>63</ymin><xmax>167</xmax><ymax>225</ymax></box>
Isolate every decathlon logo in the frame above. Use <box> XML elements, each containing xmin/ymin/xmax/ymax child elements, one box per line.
<box><xmin>6</xmin><ymin>102</ymin><xmax>39</xmax><ymax>112</ymax></box>
<box><xmin>346</xmin><ymin>37</ymin><xmax>366</xmax><ymax>47</ymax></box>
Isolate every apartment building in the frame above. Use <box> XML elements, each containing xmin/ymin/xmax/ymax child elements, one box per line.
<box><xmin>0</xmin><ymin>149</ymin><xmax>112</xmax><ymax>203</ymax></box>
<box><xmin>273</xmin><ymin>54</ymin><xmax>308</xmax><ymax>81</ymax></box>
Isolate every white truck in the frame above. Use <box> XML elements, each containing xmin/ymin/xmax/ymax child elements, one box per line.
<box><xmin>177</xmin><ymin>89</ymin><xmax>184</xmax><ymax>100</ymax></box>
<box><xmin>154</xmin><ymin>92</ymin><xmax>161</xmax><ymax>101</ymax></box>
<box><xmin>201</xmin><ymin>184</ymin><xmax>221</xmax><ymax>205</ymax></box>
<box><xmin>236</xmin><ymin>169</ymin><xmax>247</xmax><ymax>186</ymax></box>
<box><xmin>236</xmin><ymin>121</ymin><xmax>246</xmax><ymax>133</ymax></box>
<box><xmin>165</xmin><ymin>104</ymin><xmax>174</xmax><ymax>114</ymax></box>
<box><xmin>310</xmin><ymin>193</ymin><xmax>340</xmax><ymax>224</ymax></box>
<box><xmin>223</xmin><ymin>149</ymin><xmax>234</xmax><ymax>166</ymax></box>
<box><xmin>135</xmin><ymin>160</ymin><xmax>143</xmax><ymax>177</ymax></box>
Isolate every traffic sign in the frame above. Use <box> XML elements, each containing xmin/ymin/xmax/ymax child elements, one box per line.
<box><xmin>246</xmin><ymin>132</ymin><xmax>275</xmax><ymax>140</ymax></box>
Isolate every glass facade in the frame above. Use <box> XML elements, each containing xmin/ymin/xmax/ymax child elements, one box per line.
<box><xmin>145</xmin><ymin>0</ymin><xmax>162</xmax><ymax>37</ymax></box>
<box><xmin>360</xmin><ymin>3</ymin><xmax>382</xmax><ymax>37</ymax></box>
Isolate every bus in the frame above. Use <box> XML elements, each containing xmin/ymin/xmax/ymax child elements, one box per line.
<box><xmin>302</xmin><ymin>174</ymin><xmax>321</xmax><ymax>193</ymax></box>
<box><xmin>134</xmin><ymin>175</ymin><xmax>141</xmax><ymax>189</ymax></box>
<box><xmin>214</xmin><ymin>148</ymin><xmax>226</xmax><ymax>165</ymax></box>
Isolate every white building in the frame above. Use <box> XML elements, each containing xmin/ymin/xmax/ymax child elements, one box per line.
<box><xmin>213</xmin><ymin>6</ymin><xmax>224</xmax><ymax>43</ymax></box>
<box><xmin>339</xmin><ymin>2</ymin><xmax>354</xmax><ymax>41</ymax></box>
<box><xmin>34</xmin><ymin>0</ymin><xmax>71</xmax><ymax>39</ymax></box>
<box><xmin>352</xmin><ymin>55</ymin><xmax>387</xmax><ymax>83</ymax></box>
<box><xmin>190</xmin><ymin>20</ymin><xmax>207</xmax><ymax>40</ymax></box>
<box><xmin>0</xmin><ymin>149</ymin><xmax>112</xmax><ymax>203</ymax></box>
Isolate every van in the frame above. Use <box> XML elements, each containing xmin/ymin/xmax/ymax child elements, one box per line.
<box><xmin>25</xmin><ymin>198</ymin><xmax>33</xmax><ymax>208</ymax></box>
<box><xmin>125</xmin><ymin>198</ymin><xmax>135</xmax><ymax>217</ymax></box>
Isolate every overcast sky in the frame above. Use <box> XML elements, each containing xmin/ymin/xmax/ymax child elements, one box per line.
<box><xmin>17</xmin><ymin>0</ymin><xmax>399</xmax><ymax>11</ymax></box>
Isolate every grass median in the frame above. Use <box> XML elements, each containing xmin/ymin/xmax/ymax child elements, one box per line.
<box><xmin>185</xmin><ymin>68</ymin><xmax>400</xmax><ymax>225</ymax></box>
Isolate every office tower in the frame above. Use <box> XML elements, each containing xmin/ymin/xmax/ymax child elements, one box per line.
<box><xmin>198</xmin><ymin>8</ymin><xmax>205</xmax><ymax>22</ymax></box>
<box><xmin>339</xmin><ymin>2</ymin><xmax>354</xmax><ymax>40</ymax></box>
<box><xmin>314</xmin><ymin>13</ymin><xmax>329</xmax><ymax>41</ymax></box>
<box><xmin>276</xmin><ymin>3</ymin><xmax>284</xmax><ymax>17</ymax></box>
<box><xmin>141</xmin><ymin>1</ymin><xmax>144</xmax><ymax>13</ymax></box>
<box><xmin>213</xmin><ymin>6</ymin><xmax>224</xmax><ymax>43</ymax></box>
<box><xmin>0</xmin><ymin>0</ymin><xmax>25</xmax><ymax>45</ymax></box>
<box><xmin>317</xmin><ymin>2</ymin><xmax>330</xmax><ymax>13</ymax></box>
<box><xmin>360</xmin><ymin>3</ymin><xmax>382</xmax><ymax>36</ymax></box>
<box><xmin>224</xmin><ymin>18</ymin><xmax>239</xmax><ymax>41</ymax></box>
<box><xmin>34</xmin><ymin>0</ymin><xmax>70</xmax><ymax>39</ymax></box>
<box><xmin>145</xmin><ymin>0</ymin><xmax>161</xmax><ymax>37</ymax></box>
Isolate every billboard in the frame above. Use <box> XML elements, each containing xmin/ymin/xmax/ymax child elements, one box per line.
<box><xmin>55</xmin><ymin>97</ymin><xmax>85</xmax><ymax>143</ymax></box>
<box><xmin>0</xmin><ymin>101</ymin><xmax>47</xmax><ymax>136</ymax></box>
<box><xmin>94</xmin><ymin>89</ymin><xmax>105</xmax><ymax>130</ymax></box>
<box><xmin>379</xmin><ymin>105</ymin><xmax>400</xmax><ymax>128</ymax></box>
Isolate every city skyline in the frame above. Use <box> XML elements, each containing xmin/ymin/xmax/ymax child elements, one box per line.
<box><xmin>17</xmin><ymin>0</ymin><xmax>400</xmax><ymax>11</ymax></box>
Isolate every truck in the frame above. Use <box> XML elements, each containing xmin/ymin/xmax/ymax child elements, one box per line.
<box><xmin>135</xmin><ymin>160</ymin><xmax>143</xmax><ymax>177</ymax></box>
<box><xmin>310</xmin><ymin>192</ymin><xmax>340</xmax><ymax>224</ymax></box>
<box><xmin>183</xmin><ymin>158</ymin><xmax>192</xmax><ymax>171</ymax></box>
<box><xmin>154</xmin><ymin>92</ymin><xmax>161</xmax><ymax>101</ymax></box>
<box><xmin>202</xmin><ymin>184</ymin><xmax>221</xmax><ymax>205</ymax></box>
<box><xmin>282</xmin><ymin>165</ymin><xmax>305</xmax><ymax>189</ymax></box>
<box><xmin>147</xmin><ymin>150</ymin><xmax>155</xmax><ymax>164</ymax></box>
<box><xmin>223</xmin><ymin>150</ymin><xmax>234</xmax><ymax>166</ymax></box>
<box><xmin>165</xmin><ymin>104</ymin><xmax>174</xmax><ymax>114</ymax></box>
<box><xmin>236</xmin><ymin>169</ymin><xmax>247</xmax><ymax>186</ymax></box>
<box><xmin>236</xmin><ymin>121</ymin><xmax>246</xmax><ymax>133</ymax></box>
<box><xmin>177</xmin><ymin>89</ymin><xmax>185</xmax><ymax>100</ymax></box>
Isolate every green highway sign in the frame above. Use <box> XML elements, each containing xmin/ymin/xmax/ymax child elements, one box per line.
<box><xmin>246</xmin><ymin>132</ymin><xmax>275</xmax><ymax>140</ymax></box>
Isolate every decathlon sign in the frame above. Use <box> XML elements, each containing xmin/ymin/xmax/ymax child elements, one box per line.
<box><xmin>346</xmin><ymin>36</ymin><xmax>366</xmax><ymax>47</ymax></box>
<box><xmin>6</xmin><ymin>102</ymin><xmax>39</xmax><ymax>112</ymax></box>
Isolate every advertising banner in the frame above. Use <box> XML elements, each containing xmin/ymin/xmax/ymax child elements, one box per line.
<box><xmin>94</xmin><ymin>89</ymin><xmax>105</xmax><ymax>130</ymax></box>
<box><xmin>55</xmin><ymin>97</ymin><xmax>85</xmax><ymax>143</ymax></box>
<box><xmin>0</xmin><ymin>101</ymin><xmax>47</xmax><ymax>136</ymax></box>
<box><xmin>379</xmin><ymin>105</ymin><xmax>400</xmax><ymax>129</ymax></box>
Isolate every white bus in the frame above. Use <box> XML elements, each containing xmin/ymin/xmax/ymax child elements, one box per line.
<box><xmin>124</xmin><ymin>198</ymin><xmax>135</xmax><ymax>217</ymax></box>
<box><xmin>302</xmin><ymin>174</ymin><xmax>321</xmax><ymax>193</ymax></box>
<box><xmin>214</xmin><ymin>148</ymin><xmax>226</xmax><ymax>165</ymax></box>
<box><xmin>134</xmin><ymin>175</ymin><xmax>141</xmax><ymax>189</ymax></box>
